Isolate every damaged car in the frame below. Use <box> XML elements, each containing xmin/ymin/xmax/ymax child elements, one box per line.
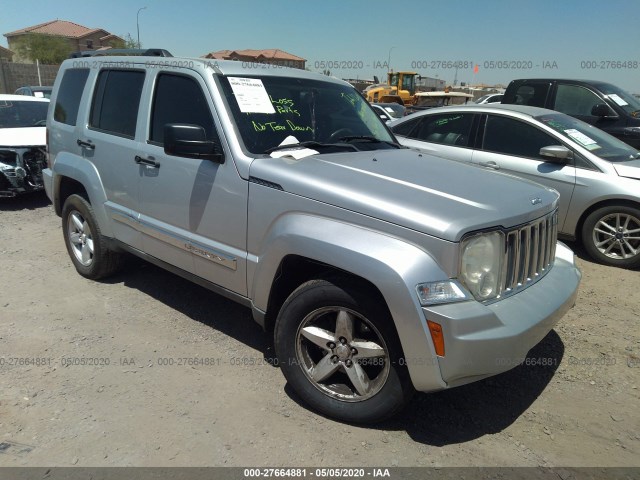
<box><xmin>0</xmin><ymin>94</ymin><xmax>49</xmax><ymax>197</ymax></box>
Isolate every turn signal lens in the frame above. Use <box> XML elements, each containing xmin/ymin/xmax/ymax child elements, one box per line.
<box><xmin>427</xmin><ymin>320</ymin><xmax>445</xmax><ymax>357</ymax></box>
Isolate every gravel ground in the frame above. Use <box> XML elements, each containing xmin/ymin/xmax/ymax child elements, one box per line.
<box><xmin>0</xmin><ymin>193</ymin><xmax>638</xmax><ymax>468</ymax></box>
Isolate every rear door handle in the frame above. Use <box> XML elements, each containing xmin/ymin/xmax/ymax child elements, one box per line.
<box><xmin>478</xmin><ymin>160</ymin><xmax>500</xmax><ymax>170</ymax></box>
<box><xmin>77</xmin><ymin>139</ymin><xmax>95</xmax><ymax>150</ymax></box>
<box><xmin>135</xmin><ymin>155</ymin><xmax>160</xmax><ymax>168</ymax></box>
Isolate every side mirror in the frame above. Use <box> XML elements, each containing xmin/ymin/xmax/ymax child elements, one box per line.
<box><xmin>591</xmin><ymin>103</ymin><xmax>617</xmax><ymax>118</ymax></box>
<box><xmin>164</xmin><ymin>124</ymin><xmax>224</xmax><ymax>163</ymax></box>
<box><xmin>540</xmin><ymin>145</ymin><xmax>573</xmax><ymax>163</ymax></box>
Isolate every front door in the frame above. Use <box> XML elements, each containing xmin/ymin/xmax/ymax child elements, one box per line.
<box><xmin>137</xmin><ymin>70</ymin><xmax>248</xmax><ymax>295</ymax></box>
<box><xmin>472</xmin><ymin>114</ymin><xmax>577</xmax><ymax>232</ymax></box>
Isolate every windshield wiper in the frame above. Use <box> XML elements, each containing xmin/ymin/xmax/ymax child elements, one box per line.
<box><xmin>264</xmin><ymin>141</ymin><xmax>358</xmax><ymax>154</ymax></box>
<box><xmin>338</xmin><ymin>135</ymin><xmax>403</xmax><ymax>148</ymax></box>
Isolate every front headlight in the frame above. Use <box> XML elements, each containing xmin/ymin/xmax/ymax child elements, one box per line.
<box><xmin>460</xmin><ymin>231</ymin><xmax>504</xmax><ymax>301</ymax></box>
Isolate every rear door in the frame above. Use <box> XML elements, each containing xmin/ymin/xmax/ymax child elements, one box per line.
<box><xmin>472</xmin><ymin>114</ymin><xmax>576</xmax><ymax>231</ymax></box>
<box><xmin>82</xmin><ymin>68</ymin><xmax>146</xmax><ymax>250</ymax></box>
<box><xmin>393</xmin><ymin>111</ymin><xmax>476</xmax><ymax>164</ymax></box>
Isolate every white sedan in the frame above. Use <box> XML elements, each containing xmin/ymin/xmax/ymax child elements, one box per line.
<box><xmin>0</xmin><ymin>94</ymin><xmax>49</xmax><ymax>197</ymax></box>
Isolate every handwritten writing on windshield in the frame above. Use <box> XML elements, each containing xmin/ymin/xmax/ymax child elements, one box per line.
<box><xmin>252</xmin><ymin>120</ymin><xmax>312</xmax><ymax>132</ymax></box>
<box><xmin>249</xmin><ymin>95</ymin><xmax>313</xmax><ymax>133</ymax></box>
<box><xmin>270</xmin><ymin>96</ymin><xmax>300</xmax><ymax>116</ymax></box>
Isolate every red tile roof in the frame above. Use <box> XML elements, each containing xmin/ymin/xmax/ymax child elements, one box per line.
<box><xmin>4</xmin><ymin>20</ymin><xmax>110</xmax><ymax>39</ymax></box>
<box><xmin>203</xmin><ymin>49</ymin><xmax>305</xmax><ymax>62</ymax></box>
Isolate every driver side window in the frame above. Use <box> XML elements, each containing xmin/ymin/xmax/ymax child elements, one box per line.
<box><xmin>482</xmin><ymin>115</ymin><xmax>561</xmax><ymax>159</ymax></box>
<box><xmin>554</xmin><ymin>84</ymin><xmax>603</xmax><ymax>117</ymax></box>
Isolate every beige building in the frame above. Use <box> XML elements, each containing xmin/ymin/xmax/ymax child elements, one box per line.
<box><xmin>202</xmin><ymin>49</ymin><xmax>306</xmax><ymax>70</ymax></box>
<box><xmin>0</xmin><ymin>45</ymin><xmax>14</xmax><ymax>61</ymax></box>
<box><xmin>4</xmin><ymin>20</ymin><xmax>123</xmax><ymax>62</ymax></box>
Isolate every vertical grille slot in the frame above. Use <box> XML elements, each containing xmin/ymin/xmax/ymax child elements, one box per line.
<box><xmin>499</xmin><ymin>210</ymin><xmax>558</xmax><ymax>298</ymax></box>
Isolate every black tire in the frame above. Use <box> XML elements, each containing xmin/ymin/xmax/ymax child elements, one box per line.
<box><xmin>581</xmin><ymin>205</ymin><xmax>640</xmax><ymax>269</ymax></box>
<box><xmin>274</xmin><ymin>277</ymin><xmax>414</xmax><ymax>423</ymax></box>
<box><xmin>61</xmin><ymin>194</ymin><xmax>123</xmax><ymax>279</ymax></box>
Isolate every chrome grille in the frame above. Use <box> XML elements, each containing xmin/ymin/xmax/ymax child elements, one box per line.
<box><xmin>501</xmin><ymin>210</ymin><xmax>558</xmax><ymax>297</ymax></box>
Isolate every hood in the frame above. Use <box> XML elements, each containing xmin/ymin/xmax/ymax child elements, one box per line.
<box><xmin>613</xmin><ymin>160</ymin><xmax>640</xmax><ymax>180</ymax></box>
<box><xmin>249</xmin><ymin>149</ymin><xmax>559</xmax><ymax>241</ymax></box>
<box><xmin>0</xmin><ymin>127</ymin><xmax>46</xmax><ymax>147</ymax></box>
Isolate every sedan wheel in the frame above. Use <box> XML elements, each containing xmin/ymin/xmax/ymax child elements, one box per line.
<box><xmin>582</xmin><ymin>206</ymin><xmax>640</xmax><ymax>269</ymax></box>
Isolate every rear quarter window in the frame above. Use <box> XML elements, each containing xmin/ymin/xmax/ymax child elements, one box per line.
<box><xmin>53</xmin><ymin>68</ymin><xmax>90</xmax><ymax>126</ymax></box>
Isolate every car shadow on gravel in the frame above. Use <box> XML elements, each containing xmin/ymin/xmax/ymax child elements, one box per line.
<box><xmin>106</xmin><ymin>260</ymin><xmax>271</xmax><ymax>354</ymax></box>
<box><xmin>384</xmin><ymin>330</ymin><xmax>565</xmax><ymax>445</ymax></box>
<box><xmin>0</xmin><ymin>192</ymin><xmax>50</xmax><ymax>211</ymax></box>
<box><xmin>283</xmin><ymin>330</ymin><xmax>564</xmax><ymax>445</ymax></box>
<box><xmin>105</xmin><ymin>258</ymin><xmax>564</xmax><ymax>445</ymax></box>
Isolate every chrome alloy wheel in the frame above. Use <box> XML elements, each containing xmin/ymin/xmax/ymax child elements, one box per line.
<box><xmin>295</xmin><ymin>306</ymin><xmax>390</xmax><ymax>402</ymax></box>
<box><xmin>67</xmin><ymin>210</ymin><xmax>95</xmax><ymax>266</ymax></box>
<box><xmin>592</xmin><ymin>212</ymin><xmax>640</xmax><ymax>260</ymax></box>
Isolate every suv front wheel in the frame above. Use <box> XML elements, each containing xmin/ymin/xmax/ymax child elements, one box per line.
<box><xmin>62</xmin><ymin>194</ymin><xmax>123</xmax><ymax>279</ymax></box>
<box><xmin>275</xmin><ymin>277</ymin><xmax>414</xmax><ymax>423</ymax></box>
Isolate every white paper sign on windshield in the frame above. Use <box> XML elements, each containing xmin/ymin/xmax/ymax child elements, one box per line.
<box><xmin>564</xmin><ymin>128</ymin><xmax>597</xmax><ymax>147</ymax></box>
<box><xmin>607</xmin><ymin>94</ymin><xmax>628</xmax><ymax>107</ymax></box>
<box><xmin>228</xmin><ymin>77</ymin><xmax>275</xmax><ymax>114</ymax></box>
<box><xmin>33</xmin><ymin>91</ymin><xmax>44</xmax><ymax>98</ymax></box>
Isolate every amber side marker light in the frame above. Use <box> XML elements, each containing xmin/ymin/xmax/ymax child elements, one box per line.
<box><xmin>427</xmin><ymin>320</ymin><xmax>445</xmax><ymax>357</ymax></box>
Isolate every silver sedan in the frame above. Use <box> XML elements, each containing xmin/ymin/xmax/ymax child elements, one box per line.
<box><xmin>389</xmin><ymin>103</ymin><xmax>640</xmax><ymax>268</ymax></box>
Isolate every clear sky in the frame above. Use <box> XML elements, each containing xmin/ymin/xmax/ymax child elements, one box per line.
<box><xmin>2</xmin><ymin>0</ymin><xmax>640</xmax><ymax>93</ymax></box>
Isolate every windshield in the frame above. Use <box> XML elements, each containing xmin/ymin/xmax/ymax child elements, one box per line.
<box><xmin>536</xmin><ymin>112</ymin><xmax>640</xmax><ymax>162</ymax></box>
<box><xmin>598</xmin><ymin>83</ymin><xmax>640</xmax><ymax>116</ymax></box>
<box><xmin>219</xmin><ymin>76</ymin><xmax>394</xmax><ymax>155</ymax></box>
<box><xmin>0</xmin><ymin>100</ymin><xmax>49</xmax><ymax>128</ymax></box>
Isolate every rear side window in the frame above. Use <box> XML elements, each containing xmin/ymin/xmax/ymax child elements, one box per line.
<box><xmin>149</xmin><ymin>73</ymin><xmax>216</xmax><ymax>145</ymax></box>
<box><xmin>54</xmin><ymin>68</ymin><xmax>89</xmax><ymax>125</ymax></box>
<box><xmin>408</xmin><ymin>113</ymin><xmax>474</xmax><ymax>147</ymax></box>
<box><xmin>90</xmin><ymin>70</ymin><xmax>145</xmax><ymax>138</ymax></box>
<box><xmin>510</xmin><ymin>83</ymin><xmax>550</xmax><ymax>107</ymax></box>
<box><xmin>391</xmin><ymin>117</ymin><xmax>421</xmax><ymax>137</ymax></box>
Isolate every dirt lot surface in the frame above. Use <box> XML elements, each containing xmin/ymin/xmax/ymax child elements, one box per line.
<box><xmin>0</xmin><ymin>193</ymin><xmax>638</xmax><ymax>468</ymax></box>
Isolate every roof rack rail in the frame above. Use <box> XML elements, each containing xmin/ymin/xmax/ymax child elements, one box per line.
<box><xmin>69</xmin><ymin>48</ymin><xmax>173</xmax><ymax>58</ymax></box>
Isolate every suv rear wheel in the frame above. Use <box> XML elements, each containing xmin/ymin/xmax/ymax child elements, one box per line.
<box><xmin>62</xmin><ymin>194</ymin><xmax>123</xmax><ymax>279</ymax></box>
<box><xmin>274</xmin><ymin>277</ymin><xmax>413</xmax><ymax>423</ymax></box>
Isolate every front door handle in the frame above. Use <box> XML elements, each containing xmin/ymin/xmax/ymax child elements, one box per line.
<box><xmin>478</xmin><ymin>160</ymin><xmax>500</xmax><ymax>170</ymax></box>
<box><xmin>135</xmin><ymin>155</ymin><xmax>160</xmax><ymax>168</ymax></box>
<box><xmin>77</xmin><ymin>139</ymin><xmax>95</xmax><ymax>150</ymax></box>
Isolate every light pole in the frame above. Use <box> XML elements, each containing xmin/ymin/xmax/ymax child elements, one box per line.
<box><xmin>386</xmin><ymin>46</ymin><xmax>396</xmax><ymax>73</ymax></box>
<box><xmin>137</xmin><ymin>6</ymin><xmax>147</xmax><ymax>49</ymax></box>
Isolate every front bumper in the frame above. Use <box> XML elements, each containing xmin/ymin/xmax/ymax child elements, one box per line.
<box><xmin>0</xmin><ymin>146</ymin><xmax>47</xmax><ymax>197</ymax></box>
<box><xmin>42</xmin><ymin>167</ymin><xmax>54</xmax><ymax>202</ymax></box>
<box><xmin>417</xmin><ymin>242</ymin><xmax>581</xmax><ymax>390</ymax></box>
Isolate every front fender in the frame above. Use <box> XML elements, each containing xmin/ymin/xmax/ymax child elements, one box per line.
<box><xmin>52</xmin><ymin>152</ymin><xmax>113</xmax><ymax>237</ymax></box>
<box><xmin>250</xmin><ymin>213</ymin><xmax>451</xmax><ymax>391</ymax></box>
